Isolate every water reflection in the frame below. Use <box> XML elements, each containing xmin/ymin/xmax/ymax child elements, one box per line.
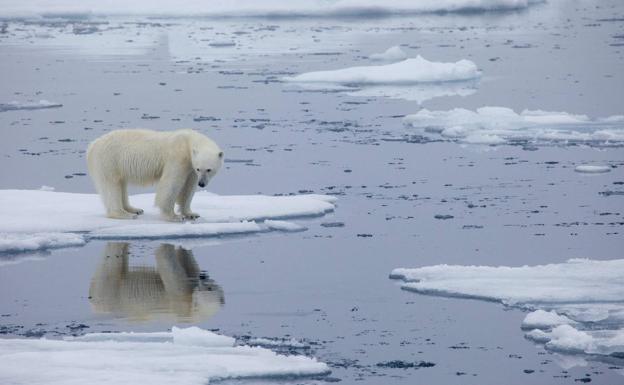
<box><xmin>89</xmin><ymin>242</ymin><xmax>224</xmax><ymax>322</ymax></box>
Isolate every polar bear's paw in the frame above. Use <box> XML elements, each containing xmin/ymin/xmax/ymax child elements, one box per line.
<box><xmin>163</xmin><ymin>213</ymin><xmax>185</xmax><ymax>222</ymax></box>
<box><xmin>125</xmin><ymin>207</ymin><xmax>144</xmax><ymax>215</ymax></box>
<box><xmin>107</xmin><ymin>210</ymin><xmax>138</xmax><ymax>220</ymax></box>
<box><xmin>182</xmin><ymin>212</ymin><xmax>201</xmax><ymax>221</ymax></box>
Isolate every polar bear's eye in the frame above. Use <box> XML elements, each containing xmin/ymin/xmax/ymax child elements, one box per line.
<box><xmin>218</xmin><ymin>152</ymin><xmax>224</xmax><ymax>158</ymax></box>
<box><xmin>196</xmin><ymin>168</ymin><xmax>200</xmax><ymax>172</ymax></box>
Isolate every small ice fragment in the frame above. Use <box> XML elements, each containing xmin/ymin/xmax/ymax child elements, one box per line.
<box><xmin>574</xmin><ymin>165</ymin><xmax>611</xmax><ymax>174</ymax></box>
<box><xmin>0</xmin><ymin>100</ymin><xmax>62</xmax><ymax>112</ymax></box>
<box><xmin>369</xmin><ymin>46</ymin><xmax>407</xmax><ymax>62</ymax></box>
<box><xmin>521</xmin><ymin>310</ymin><xmax>574</xmax><ymax>330</ymax></box>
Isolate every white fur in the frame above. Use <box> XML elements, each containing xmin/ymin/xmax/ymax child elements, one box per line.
<box><xmin>86</xmin><ymin>129</ymin><xmax>223</xmax><ymax>221</ymax></box>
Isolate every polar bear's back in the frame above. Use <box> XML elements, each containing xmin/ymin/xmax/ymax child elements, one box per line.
<box><xmin>87</xmin><ymin>129</ymin><xmax>191</xmax><ymax>185</ymax></box>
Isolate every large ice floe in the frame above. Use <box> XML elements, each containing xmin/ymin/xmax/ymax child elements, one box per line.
<box><xmin>283</xmin><ymin>55</ymin><xmax>480</xmax><ymax>103</ymax></box>
<box><xmin>390</xmin><ymin>258</ymin><xmax>624</xmax><ymax>359</ymax></box>
<box><xmin>283</xmin><ymin>56</ymin><xmax>480</xmax><ymax>85</ymax></box>
<box><xmin>1</xmin><ymin>0</ymin><xmax>542</xmax><ymax>18</ymax></box>
<box><xmin>404</xmin><ymin>107</ymin><xmax>624</xmax><ymax>146</ymax></box>
<box><xmin>0</xmin><ymin>189</ymin><xmax>336</xmax><ymax>253</ymax></box>
<box><xmin>0</xmin><ymin>326</ymin><xmax>330</xmax><ymax>385</ymax></box>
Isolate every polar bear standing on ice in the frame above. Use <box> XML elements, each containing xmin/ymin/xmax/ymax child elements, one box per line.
<box><xmin>87</xmin><ymin>129</ymin><xmax>223</xmax><ymax>222</ymax></box>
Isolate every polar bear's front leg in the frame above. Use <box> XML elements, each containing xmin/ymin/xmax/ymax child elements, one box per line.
<box><xmin>177</xmin><ymin>173</ymin><xmax>200</xmax><ymax>220</ymax></box>
<box><xmin>155</xmin><ymin>164</ymin><xmax>187</xmax><ymax>222</ymax></box>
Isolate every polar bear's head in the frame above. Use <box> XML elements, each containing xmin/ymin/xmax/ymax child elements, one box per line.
<box><xmin>191</xmin><ymin>144</ymin><xmax>224</xmax><ymax>188</ymax></box>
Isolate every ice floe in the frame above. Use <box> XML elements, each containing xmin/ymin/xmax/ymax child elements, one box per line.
<box><xmin>1</xmin><ymin>0</ymin><xmax>543</xmax><ymax>18</ymax></box>
<box><xmin>390</xmin><ymin>258</ymin><xmax>624</xmax><ymax>358</ymax></box>
<box><xmin>283</xmin><ymin>56</ymin><xmax>480</xmax><ymax>85</ymax></box>
<box><xmin>0</xmin><ymin>100</ymin><xmax>62</xmax><ymax>113</ymax></box>
<box><xmin>0</xmin><ymin>232</ymin><xmax>85</xmax><ymax>253</ymax></box>
<box><xmin>369</xmin><ymin>46</ymin><xmax>408</xmax><ymax>62</ymax></box>
<box><xmin>0</xmin><ymin>326</ymin><xmax>330</xmax><ymax>385</ymax></box>
<box><xmin>404</xmin><ymin>107</ymin><xmax>624</xmax><ymax>146</ymax></box>
<box><xmin>284</xmin><ymin>56</ymin><xmax>480</xmax><ymax>103</ymax></box>
<box><xmin>0</xmin><ymin>190</ymin><xmax>336</xmax><ymax>252</ymax></box>
<box><xmin>574</xmin><ymin>165</ymin><xmax>612</xmax><ymax>174</ymax></box>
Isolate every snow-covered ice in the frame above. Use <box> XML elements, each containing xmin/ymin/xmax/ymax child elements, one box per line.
<box><xmin>283</xmin><ymin>56</ymin><xmax>480</xmax><ymax>85</ymax></box>
<box><xmin>390</xmin><ymin>258</ymin><xmax>624</xmax><ymax>357</ymax></box>
<box><xmin>574</xmin><ymin>165</ymin><xmax>612</xmax><ymax>174</ymax></box>
<box><xmin>369</xmin><ymin>46</ymin><xmax>407</xmax><ymax>62</ymax></box>
<box><xmin>0</xmin><ymin>232</ymin><xmax>85</xmax><ymax>253</ymax></box>
<box><xmin>404</xmin><ymin>107</ymin><xmax>624</xmax><ymax>146</ymax></box>
<box><xmin>521</xmin><ymin>310</ymin><xmax>575</xmax><ymax>330</ymax></box>
<box><xmin>0</xmin><ymin>326</ymin><xmax>330</xmax><ymax>385</ymax></box>
<box><xmin>525</xmin><ymin>325</ymin><xmax>624</xmax><ymax>357</ymax></box>
<box><xmin>0</xmin><ymin>100</ymin><xmax>62</xmax><ymax>113</ymax></box>
<box><xmin>0</xmin><ymin>190</ymin><xmax>336</xmax><ymax>251</ymax></box>
<box><xmin>0</xmin><ymin>0</ymin><xmax>542</xmax><ymax>18</ymax></box>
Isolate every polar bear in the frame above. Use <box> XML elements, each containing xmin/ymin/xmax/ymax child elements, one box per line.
<box><xmin>86</xmin><ymin>129</ymin><xmax>223</xmax><ymax>221</ymax></box>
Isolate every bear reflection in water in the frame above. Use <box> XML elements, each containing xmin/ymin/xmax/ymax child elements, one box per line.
<box><xmin>89</xmin><ymin>242</ymin><xmax>224</xmax><ymax>322</ymax></box>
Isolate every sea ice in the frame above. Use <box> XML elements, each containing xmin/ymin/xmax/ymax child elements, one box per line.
<box><xmin>0</xmin><ymin>190</ymin><xmax>336</xmax><ymax>251</ymax></box>
<box><xmin>0</xmin><ymin>232</ymin><xmax>86</xmax><ymax>253</ymax></box>
<box><xmin>574</xmin><ymin>165</ymin><xmax>612</xmax><ymax>174</ymax></box>
<box><xmin>521</xmin><ymin>310</ymin><xmax>575</xmax><ymax>330</ymax></box>
<box><xmin>283</xmin><ymin>56</ymin><xmax>480</xmax><ymax>85</ymax></box>
<box><xmin>404</xmin><ymin>107</ymin><xmax>624</xmax><ymax>146</ymax></box>
<box><xmin>369</xmin><ymin>46</ymin><xmax>408</xmax><ymax>62</ymax></box>
<box><xmin>0</xmin><ymin>326</ymin><xmax>330</xmax><ymax>385</ymax></box>
<box><xmin>0</xmin><ymin>100</ymin><xmax>62</xmax><ymax>112</ymax></box>
<box><xmin>0</xmin><ymin>0</ymin><xmax>543</xmax><ymax>18</ymax></box>
<box><xmin>247</xmin><ymin>337</ymin><xmax>309</xmax><ymax>349</ymax></box>
<box><xmin>390</xmin><ymin>258</ymin><xmax>624</xmax><ymax>357</ymax></box>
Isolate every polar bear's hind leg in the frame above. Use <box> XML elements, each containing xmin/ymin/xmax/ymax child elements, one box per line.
<box><xmin>101</xmin><ymin>178</ymin><xmax>137</xmax><ymax>220</ymax></box>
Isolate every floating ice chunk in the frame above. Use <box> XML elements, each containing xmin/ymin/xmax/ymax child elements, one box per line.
<box><xmin>524</xmin><ymin>329</ymin><xmax>551</xmax><ymax>343</ymax></box>
<box><xmin>528</xmin><ymin>325</ymin><xmax>624</xmax><ymax>357</ymax></box>
<box><xmin>391</xmin><ymin>258</ymin><xmax>624</xmax><ymax>307</ymax></box>
<box><xmin>0</xmin><ymin>232</ymin><xmax>85</xmax><ymax>253</ymax></box>
<box><xmin>283</xmin><ymin>56</ymin><xmax>480</xmax><ymax>85</ymax></box>
<box><xmin>38</xmin><ymin>185</ymin><xmax>55</xmax><ymax>191</ymax></box>
<box><xmin>0</xmin><ymin>100</ymin><xmax>62</xmax><ymax>112</ymax></box>
<box><xmin>0</xmin><ymin>327</ymin><xmax>330</xmax><ymax>385</ymax></box>
<box><xmin>390</xmin><ymin>258</ymin><xmax>624</xmax><ymax>357</ymax></box>
<box><xmin>404</xmin><ymin>107</ymin><xmax>624</xmax><ymax>146</ymax></box>
<box><xmin>522</xmin><ymin>310</ymin><xmax>575</xmax><ymax>330</ymax></box>
<box><xmin>574</xmin><ymin>165</ymin><xmax>611</xmax><ymax>174</ymax></box>
<box><xmin>0</xmin><ymin>190</ymin><xmax>336</xmax><ymax>250</ymax></box>
<box><xmin>247</xmin><ymin>337</ymin><xmax>309</xmax><ymax>349</ymax></box>
<box><xmin>390</xmin><ymin>259</ymin><xmax>624</xmax><ymax>355</ymax></box>
<box><xmin>0</xmin><ymin>0</ymin><xmax>543</xmax><ymax>18</ymax></box>
<box><xmin>369</xmin><ymin>46</ymin><xmax>407</xmax><ymax>62</ymax></box>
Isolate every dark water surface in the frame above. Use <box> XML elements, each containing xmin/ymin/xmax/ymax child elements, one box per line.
<box><xmin>1</xmin><ymin>0</ymin><xmax>623</xmax><ymax>383</ymax></box>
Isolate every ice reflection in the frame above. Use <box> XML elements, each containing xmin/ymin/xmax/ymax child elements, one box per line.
<box><xmin>89</xmin><ymin>242</ymin><xmax>224</xmax><ymax>322</ymax></box>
